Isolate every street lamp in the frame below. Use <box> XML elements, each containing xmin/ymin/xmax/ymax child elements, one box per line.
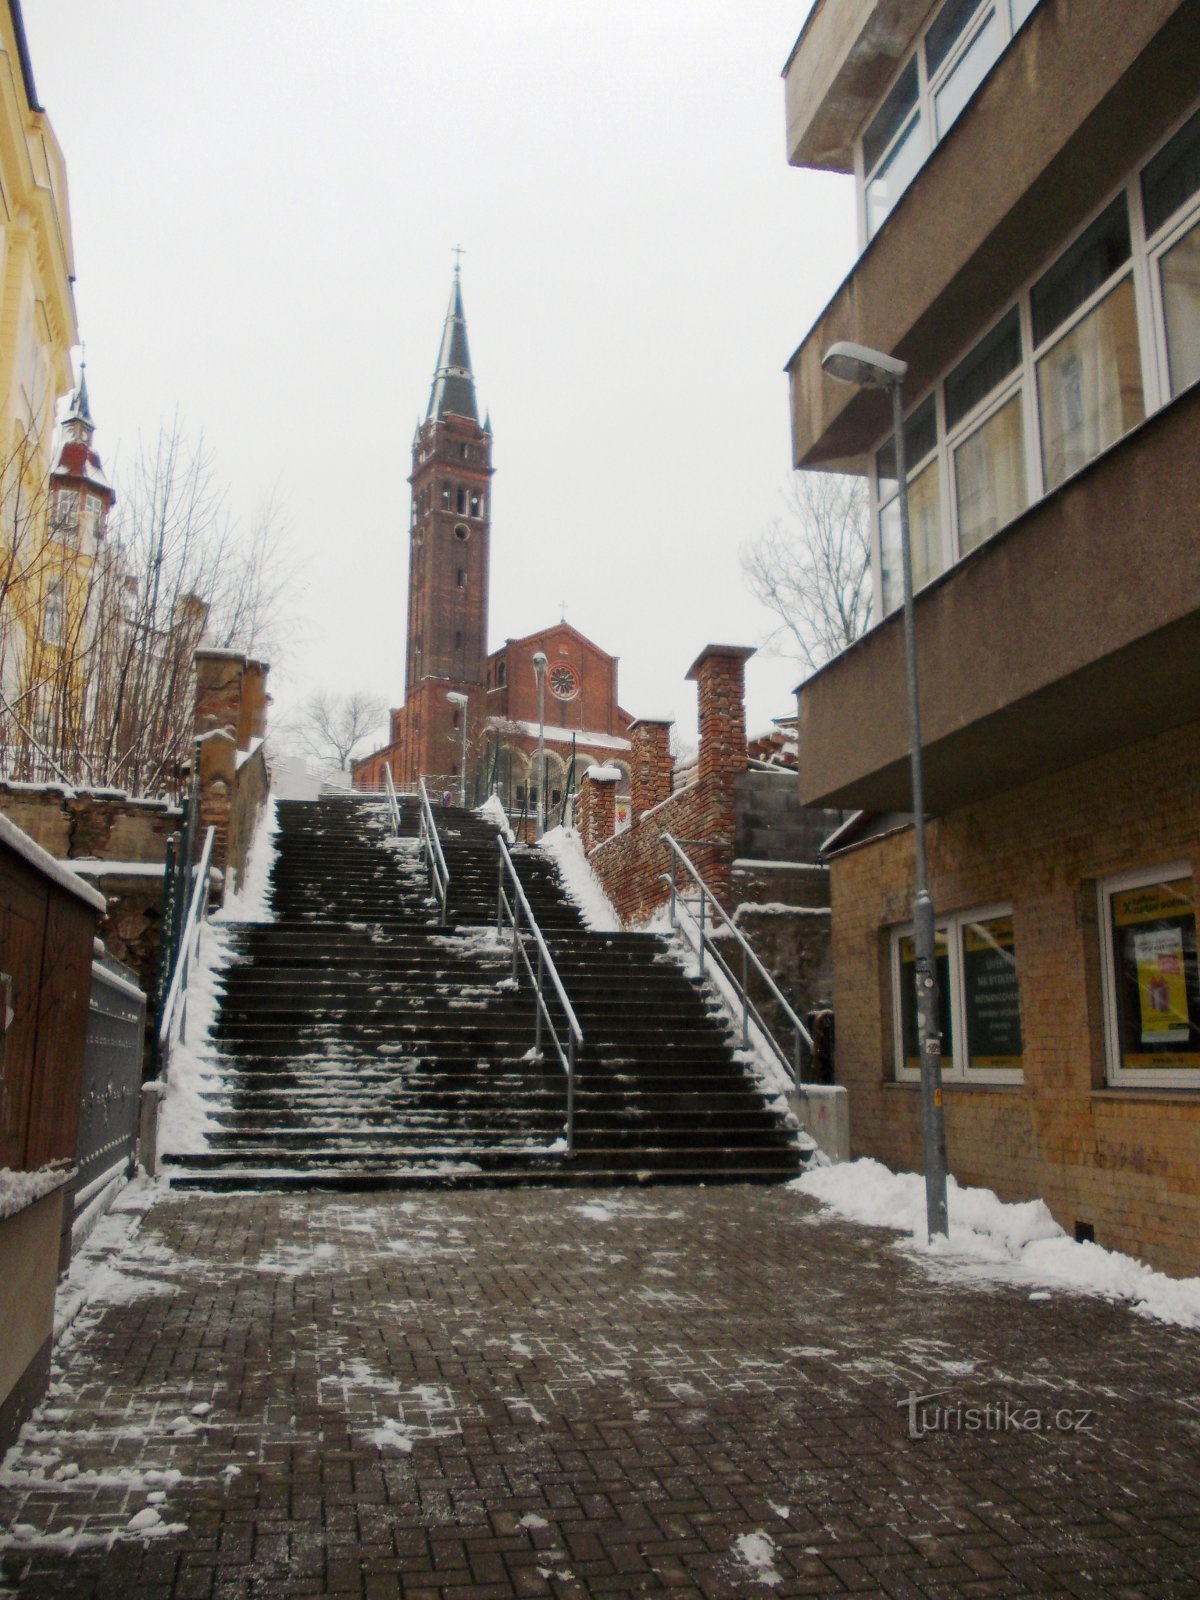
<box><xmin>446</xmin><ymin>692</ymin><xmax>469</xmax><ymax>807</ymax></box>
<box><xmin>531</xmin><ymin>651</ymin><xmax>547</xmax><ymax>837</ymax></box>
<box><xmin>821</xmin><ymin>339</ymin><xmax>949</xmax><ymax>1241</ymax></box>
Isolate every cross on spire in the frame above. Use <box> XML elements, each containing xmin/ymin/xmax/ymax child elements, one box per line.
<box><xmin>451</xmin><ymin>243</ymin><xmax>465</xmax><ymax>277</ymax></box>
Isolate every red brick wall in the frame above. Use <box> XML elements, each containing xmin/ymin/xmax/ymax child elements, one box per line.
<box><xmin>629</xmin><ymin>719</ymin><xmax>673</xmax><ymax>821</ymax></box>
<box><xmin>830</xmin><ymin>717</ymin><xmax>1200</xmax><ymax>1277</ymax></box>
<box><xmin>588</xmin><ymin>773</ymin><xmax>737</xmax><ymax>925</ymax></box>
<box><xmin>577</xmin><ymin>769</ymin><xmax>617</xmax><ymax>854</ymax></box>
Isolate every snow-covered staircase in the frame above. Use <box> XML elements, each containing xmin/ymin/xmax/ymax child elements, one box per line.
<box><xmin>162</xmin><ymin>794</ymin><xmax>809</xmax><ymax>1190</ymax></box>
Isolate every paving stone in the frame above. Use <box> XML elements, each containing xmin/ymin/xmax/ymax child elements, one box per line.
<box><xmin>1</xmin><ymin>1185</ymin><xmax>1198</xmax><ymax>1597</ymax></box>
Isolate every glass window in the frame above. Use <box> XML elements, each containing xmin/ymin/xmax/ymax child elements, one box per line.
<box><xmin>866</xmin><ymin>115</ymin><xmax>927</xmax><ymax>237</ymax></box>
<box><xmin>895</xmin><ymin>907</ymin><xmax>1025</xmax><ymax>1082</ymax></box>
<box><xmin>864</xmin><ymin>57</ymin><xmax>919</xmax><ymax>174</ymax></box>
<box><xmin>954</xmin><ymin>391</ymin><xmax>1027</xmax><ymax>552</ymax></box>
<box><xmin>926</xmin><ymin>0</ymin><xmax>986</xmax><ymax>76</ymax></box>
<box><xmin>946</xmin><ymin>307</ymin><xmax>1022</xmax><ymax>429</ymax></box>
<box><xmin>877</xmin><ymin>394</ymin><xmax>938</xmax><ymax>489</ymax></box>
<box><xmin>934</xmin><ymin>5</ymin><xmax>1003</xmax><ymax>139</ymax></box>
<box><xmin>881</xmin><ymin>457</ymin><xmax>944</xmax><ymax>608</ymax></box>
<box><xmin>1031</xmin><ymin>196</ymin><xmax>1131</xmax><ymax>347</ymax></box>
<box><xmin>961</xmin><ymin>913</ymin><xmax>1024</xmax><ymax>1071</ymax></box>
<box><xmin>1141</xmin><ymin>108</ymin><xmax>1200</xmax><ymax>239</ymax></box>
<box><xmin>1159</xmin><ymin>219</ymin><xmax>1200</xmax><ymax>396</ymax></box>
<box><xmin>897</xmin><ymin>929</ymin><xmax>954</xmax><ymax>1072</ymax></box>
<box><xmin>1103</xmin><ymin>872</ymin><xmax>1200</xmax><ymax>1081</ymax></box>
<box><xmin>1036</xmin><ymin>277</ymin><xmax>1144</xmax><ymax>491</ymax></box>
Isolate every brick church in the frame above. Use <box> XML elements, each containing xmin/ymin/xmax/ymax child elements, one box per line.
<box><xmin>353</xmin><ymin>273</ymin><xmax>634</xmax><ymax>825</ymax></box>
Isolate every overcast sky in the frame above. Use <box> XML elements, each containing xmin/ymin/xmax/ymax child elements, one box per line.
<box><xmin>24</xmin><ymin>0</ymin><xmax>855</xmax><ymax>750</ymax></box>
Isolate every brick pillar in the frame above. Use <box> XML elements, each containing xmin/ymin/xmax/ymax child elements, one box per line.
<box><xmin>686</xmin><ymin>644</ymin><xmax>754</xmax><ymax>784</ymax></box>
<box><xmin>194</xmin><ymin>648</ymin><xmax>247</xmax><ymax>740</ymax></box>
<box><xmin>629</xmin><ymin>718</ymin><xmax>674</xmax><ymax>822</ymax></box>
<box><xmin>197</xmin><ymin>728</ymin><xmax>236</xmax><ymax>897</ymax></box>
<box><xmin>577</xmin><ymin>765</ymin><xmax>619</xmax><ymax>854</ymax></box>
<box><xmin>240</xmin><ymin>659</ymin><xmax>270</xmax><ymax>746</ymax></box>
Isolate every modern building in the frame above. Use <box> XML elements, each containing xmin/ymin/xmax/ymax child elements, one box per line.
<box><xmin>354</xmin><ymin>275</ymin><xmax>633</xmax><ymax>821</ymax></box>
<box><xmin>782</xmin><ymin>0</ymin><xmax>1199</xmax><ymax>1273</ymax></box>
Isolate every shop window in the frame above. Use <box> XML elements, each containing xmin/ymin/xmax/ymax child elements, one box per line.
<box><xmin>893</xmin><ymin>906</ymin><xmax>1024</xmax><ymax>1082</ymax></box>
<box><xmin>1100</xmin><ymin>868</ymin><xmax>1200</xmax><ymax>1086</ymax></box>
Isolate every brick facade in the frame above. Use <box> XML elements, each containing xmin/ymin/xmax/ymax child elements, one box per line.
<box><xmin>830</xmin><ymin>718</ymin><xmax>1200</xmax><ymax>1278</ymax></box>
<box><xmin>629</xmin><ymin>718</ymin><xmax>673</xmax><ymax>822</ymax></box>
<box><xmin>587</xmin><ymin>646</ymin><xmax>754</xmax><ymax>924</ymax></box>
<box><xmin>577</xmin><ymin>766</ymin><xmax>618</xmax><ymax>855</ymax></box>
<box><xmin>193</xmin><ymin>648</ymin><xmax>270</xmax><ymax>902</ymax></box>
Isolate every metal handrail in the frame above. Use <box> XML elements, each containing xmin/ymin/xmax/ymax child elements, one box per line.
<box><xmin>157</xmin><ymin>824</ymin><xmax>216</xmax><ymax>1075</ymax></box>
<box><xmin>661</xmin><ymin>831</ymin><xmax>814</xmax><ymax>1088</ymax></box>
<box><xmin>417</xmin><ymin>775</ymin><xmax>450</xmax><ymax>924</ymax></box>
<box><xmin>495</xmin><ymin>835</ymin><xmax>583</xmax><ymax>1153</ymax></box>
<box><xmin>382</xmin><ymin>763</ymin><xmax>403</xmax><ymax>835</ymax></box>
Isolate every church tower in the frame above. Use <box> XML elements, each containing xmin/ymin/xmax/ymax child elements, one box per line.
<box><xmin>399</xmin><ymin>268</ymin><xmax>494</xmax><ymax>786</ymax></box>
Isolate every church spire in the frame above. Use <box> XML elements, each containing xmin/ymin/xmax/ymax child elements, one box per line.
<box><xmin>426</xmin><ymin>266</ymin><xmax>479</xmax><ymax>424</ymax></box>
<box><xmin>62</xmin><ymin>360</ymin><xmax>94</xmax><ymax>437</ymax></box>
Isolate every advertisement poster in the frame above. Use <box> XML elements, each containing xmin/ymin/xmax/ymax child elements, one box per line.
<box><xmin>963</xmin><ymin>916</ymin><xmax>1023</xmax><ymax>1070</ymax></box>
<box><xmin>1112</xmin><ymin>877</ymin><xmax>1200</xmax><ymax>1068</ymax></box>
<box><xmin>1132</xmin><ymin>926</ymin><xmax>1189</xmax><ymax>1043</ymax></box>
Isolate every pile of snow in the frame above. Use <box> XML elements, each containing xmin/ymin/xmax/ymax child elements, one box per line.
<box><xmin>0</xmin><ymin>1161</ymin><xmax>74</xmax><ymax>1222</ymax></box>
<box><xmin>158</xmin><ymin>798</ymin><xmax>280</xmax><ymax>1153</ymax></box>
<box><xmin>214</xmin><ymin>796</ymin><xmax>278</xmax><ymax>923</ymax></box>
<box><xmin>794</xmin><ymin>1158</ymin><xmax>1200</xmax><ymax>1329</ymax></box>
<box><xmin>537</xmin><ymin>826</ymin><xmax>620</xmax><ymax>932</ymax></box>
<box><xmin>733</xmin><ymin>1531</ymin><xmax>782</xmax><ymax>1588</ymax></box>
<box><xmin>476</xmin><ymin>793</ymin><xmax>514</xmax><ymax>842</ymax></box>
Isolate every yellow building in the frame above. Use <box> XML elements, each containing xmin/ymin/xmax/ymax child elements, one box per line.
<box><xmin>0</xmin><ymin>0</ymin><xmax>79</xmax><ymax>752</ymax></box>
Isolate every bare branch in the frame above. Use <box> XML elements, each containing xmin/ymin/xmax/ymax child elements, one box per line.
<box><xmin>740</xmin><ymin>473</ymin><xmax>873</xmax><ymax>675</ymax></box>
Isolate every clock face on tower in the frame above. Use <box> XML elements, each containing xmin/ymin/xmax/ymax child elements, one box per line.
<box><xmin>549</xmin><ymin>663</ymin><xmax>579</xmax><ymax>701</ymax></box>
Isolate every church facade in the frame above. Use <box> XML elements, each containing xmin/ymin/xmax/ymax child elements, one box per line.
<box><xmin>353</xmin><ymin>275</ymin><xmax>632</xmax><ymax>826</ymax></box>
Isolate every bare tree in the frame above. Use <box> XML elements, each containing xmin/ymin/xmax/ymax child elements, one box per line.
<box><xmin>293</xmin><ymin>690</ymin><xmax>387</xmax><ymax>771</ymax></box>
<box><xmin>740</xmin><ymin>472</ymin><xmax>872</xmax><ymax>675</ymax></box>
<box><xmin>0</xmin><ymin>418</ymin><xmax>296</xmax><ymax>794</ymax></box>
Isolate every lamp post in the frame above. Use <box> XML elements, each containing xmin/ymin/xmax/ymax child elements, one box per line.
<box><xmin>446</xmin><ymin>691</ymin><xmax>469</xmax><ymax>807</ymax></box>
<box><xmin>821</xmin><ymin>339</ymin><xmax>949</xmax><ymax>1240</ymax></box>
<box><xmin>532</xmin><ymin>651</ymin><xmax>547</xmax><ymax>837</ymax></box>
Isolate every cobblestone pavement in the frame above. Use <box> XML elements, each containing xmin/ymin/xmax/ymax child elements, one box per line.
<box><xmin>2</xmin><ymin>1183</ymin><xmax>1199</xmax><ymax>1599</ymax></box>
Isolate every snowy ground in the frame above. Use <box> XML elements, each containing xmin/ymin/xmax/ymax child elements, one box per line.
<box><xmin>4</xmin><ymin>1183</ymin><xmax>1198</xmax><ymax>1594</ymax></box>
<box><xmin>794</xmin><ymin>1156</ymin><xmax>1200</xmax><ymax>1330</ymax></box>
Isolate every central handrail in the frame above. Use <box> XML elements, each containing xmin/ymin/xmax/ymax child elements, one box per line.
<box><xmin>417</xmin><ymin>775</ymin><xmax>450</xmax><ymax>925</ymax></box>
<box><xmin>661</xmin><ymin>831</ymin><xmax>814</xmax><ymax>1088</ymax></box>
<box><xmin>157</xmin><ymin>824</ymin><xmax>216</xmax><ymax>1075</ymax></box>
<box><xmin>382</xmin><ymin>763</ymin><xmax>403</xmax><ymax>835</ymax></box>
<box><xmin>495</xmin><ymin>835</ymin><xmax>583</xmax><ymax>1154</ymax></box>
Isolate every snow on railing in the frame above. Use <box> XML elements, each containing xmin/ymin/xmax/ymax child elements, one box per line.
<box><xmin>157</xmin><ymin>825</ymin><xmax>216</xmax><ymax>1076</ymax></box>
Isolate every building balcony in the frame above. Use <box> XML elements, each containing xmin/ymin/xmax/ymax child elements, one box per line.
<box><xmin>796</xmin><ymin>385</ymin><xmax>1200</xmax><ymax>813</ymax></box>
<box><xmin>785</xmin><ymin>0</ymin><xmax>1198</xmax><ymax>471</ymax></box>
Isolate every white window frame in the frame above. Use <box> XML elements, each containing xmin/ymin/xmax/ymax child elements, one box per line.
<box><xmin>867</xmin><ymin>99</ymin><xmax>1200</xmax><ymax>619</ymax></box>
<box><xmin>855</xmin><ymin>0</ymin><xmax>1043</xmax><ymax>246</ymax></box>
<box><xmin>1098</xmin><ymin>863</ymin><xmax>1200</xmax><ymax>1090</ymax></box>
<box><xmin>891</xmin><ymin>902</ymin><xmax>1025</xmax><ymax>1085</ymax></box>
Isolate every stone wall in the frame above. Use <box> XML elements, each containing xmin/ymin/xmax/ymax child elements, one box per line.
<box><xmin>193</xmin><ymin>648</ymin><xmax>271</xmax><ymax>902</ymax></box>
<box><xmin>828</xmin><ymin>717</ymin><xmax>1200</xmax><ymax>1278</ymax></box>
<box><xmin>0</xmin><ymin>782</ymin><xmax>180</xmax><ymax>862</ymax></box>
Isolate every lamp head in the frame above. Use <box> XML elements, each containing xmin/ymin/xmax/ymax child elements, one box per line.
<box><xmin>446</xmin><ymin>691</ymin><xmax>468</xmax><ymax>707</ymax></box>
<box><xmin>822</xmin><ymin>340</ymin><xmax>907</xmax><ymax>390</ymax></box>
<box><xmin>532</xmin><ymin>651</ymin><xmax>548</xmax><ymax>674</ymax></box>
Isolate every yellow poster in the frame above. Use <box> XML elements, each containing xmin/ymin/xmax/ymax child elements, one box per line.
<box><xmin>1133</xmin><ymin>926</ymin><xmax>1189</xmax><ymax>1043</ymax></box>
